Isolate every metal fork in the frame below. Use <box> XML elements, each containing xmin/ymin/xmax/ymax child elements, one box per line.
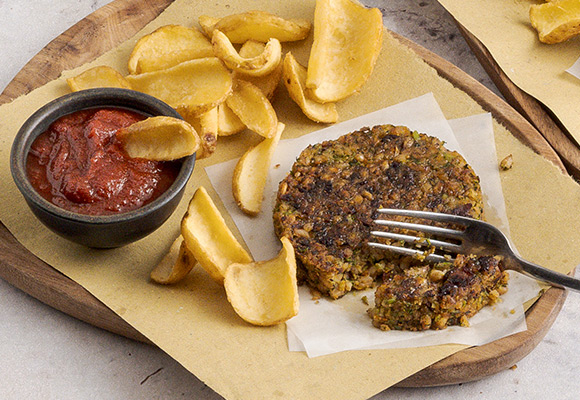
<box><xmin>368</xmin><ymin>208</ymin><xmax>580</xmax><ymax>293</ymax></box>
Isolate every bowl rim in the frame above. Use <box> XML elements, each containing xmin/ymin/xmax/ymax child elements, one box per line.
<box><xmin>10</xmin><ymin>87</ymin><xmax>196</xmax><ymax>225</ymax></box>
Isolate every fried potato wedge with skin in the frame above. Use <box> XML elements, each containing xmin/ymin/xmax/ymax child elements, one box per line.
<box><xmin>225</xmin><ymin>79</ymin><xmax>278</xmax><ymax>138</ymax></box>
<box><xmin>150</xmin><ymin>236</ymin><xmax>196</xmax><ymax>284</ymax></box>
<box><xmin>211</xmin><ymin>11</ymin><xmax>311</xmax><ymax>43</ymax></box>
<box><xmin>236</xmin><ymin>40</ymin><xmax>283</xmax><ymax>100</ymax></box>
<box><xmin>128</xmin><ymin>25</ymin><xmax>214</xmax><ymax>74</ymax></box>
<box><xmin>217</xmin><ymin>103</ymin><xmax>246</xmax><ymax>136</ymax></box>
<box><xmin>306</xmin><ymin>0</ymin><xmax>383</xmax><ymax>103</ymax></box>
<box><xmin>182</xmin><ymin>107</ymin><xmax>219</xmax><ymax>159</ymax></box>
<box><xmin>283</xmin><ymin>52</ymin><xmax>338</xmax><ymax>123</ymax></box>
<box><xmin>117</xmin><ymin>116</ymin><xmax>199</xmax><ymax>161</ymax></box>
<box><xmin>125</xmin><ymin>57</ymin><xmax>233</xmax><ymax>117</ymax></box>
<box><xmin>530</xmin><ymin>0</ymin><xmax>580</xmax><ymax>44</ymax></box>
<box><xmin>238</xmin><ymin>40</ymin><xmax>267</xmax><ymax>58</ymax></box>
<box><xmin>212</xmin><ymin>30</ymin><xmax>282</xmax><ymax>77</ymax></box>
<box><xmin>67</xmin><ymin>66</ymin><xmax>132</xmax><ymax>92</ymax></box>
<box><xmin>232</xmin><ymin>122</ymin><xmax>285</xmax><ymax>216</ymax></box>
<box><xmin>181</xmin><ymin>187</ymin><xmax>253</xmax><ymax>284</ymax></box>
<box><xmin>224</xmin><ymin>236</ymin><xmax>299</xmax><ymax>326</ymax></box>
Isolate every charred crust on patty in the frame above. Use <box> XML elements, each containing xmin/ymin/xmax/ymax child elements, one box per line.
<box><xmin>273</xmin><ymin>124</ymin><xmax>509</xmax><ymax>330</ymax></box>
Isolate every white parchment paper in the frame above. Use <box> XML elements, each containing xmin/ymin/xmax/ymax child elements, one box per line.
<box><xmin>205</xmin><ymin>93</ymin><xmax>541</xmax><ymax>357</ymax></box>
<box><xmin>567</xmin><ymin>56</ymin><xmax>580</xmax><ymax>81</ymax></box>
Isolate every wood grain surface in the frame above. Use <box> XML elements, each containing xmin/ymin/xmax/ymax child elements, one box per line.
<box><xmin>0</xmin><ymin>0</ymin><xmax>570</xmax><ymax>388</ymax></box>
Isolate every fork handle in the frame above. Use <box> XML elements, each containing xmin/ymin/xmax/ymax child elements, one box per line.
<box><xmin>506</xmin><ymin>255</ymin><xmax>580</xmax><ymax>293</ymax></box>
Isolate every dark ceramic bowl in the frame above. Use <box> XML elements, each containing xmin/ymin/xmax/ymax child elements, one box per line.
<box><xmin>10</xmin><ymin>88</ymin><xmax>195</xmax><ymax>248</ymax></box>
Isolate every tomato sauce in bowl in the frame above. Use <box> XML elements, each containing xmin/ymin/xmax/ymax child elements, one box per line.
<box><xmin>11</xmin><ymin>88</ymin><xmax>195</xmax><ymax>248</ymax></box>
<box><xmin>26</xmin><ymin>108</ymin><xmax>180</xmax><ymax>216</ymax></box>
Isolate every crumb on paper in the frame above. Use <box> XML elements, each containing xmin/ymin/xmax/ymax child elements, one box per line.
<box><xmin>309</xmin><ymin>287</ymin><xmax>322</xmax><ymax>301</ymax></box>
<box><xmin>500</xmin><ymin>154</ymin><xmax>513</xmax><ymax>170</ymax></box>
<box><xmin>510</xmin><ymin>364</ymin><xmax>518</xmax><ymax>371</ymax></box>
<box><xmin>361</xmin><ymin>295</ymin><xmax>369</xmax><ymax>306</ymax></box>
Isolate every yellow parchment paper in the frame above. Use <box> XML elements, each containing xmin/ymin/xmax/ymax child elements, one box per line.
<box><xmin>2</xmin><ymin>1</ymin><xmax>580</xmax><ymax>398</ymax></box>
<box><xmin>438</xmin><ymin>0</ymin><xmax>580</xmax><ymax>145</ymax></box>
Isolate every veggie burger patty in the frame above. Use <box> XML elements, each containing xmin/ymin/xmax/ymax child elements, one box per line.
<box><xmin>272</xmin><ymin>124</ymin><xmax>508</xmax><ymax>330</ymax></box>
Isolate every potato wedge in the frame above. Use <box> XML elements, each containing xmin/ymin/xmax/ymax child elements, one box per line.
<box><xmin>217</xmin><ymin>103</ymin><xmax>246</xmax><ymax>136</ymax></box>
<box><xmin>225</xmin><ymin>79</ymin><xmax>278</xmax><ymax>138</ymax></box>
<box><xmin>210</xmin><ymin>11</ymin><xmax>311</xmax><ymax>43</ymax></box>
<box><xmin>283</xmin><ymin>52</ymin><xmax>338</xmax><ymax>123</ymax></box>
<box><xmin>530</xmin><ymin>0</ymin><xmax>580</xmax><ymax>44</ymax></box>
<box><xmin>117</xmin><ymin>116</ymin><xmax>199</xmax><ymax>161</ymax></box>
<box><xmin>306</xmin><ymin>0</ymin><xmax>383</xmax><ymax>103</ymax></box>
<box><xmin>182</xmin><ymin>107</ymin><xmax>219</xmax><ymax>159</ymax></box>
<box><xmin>150</xmin><ymin>236</ymin><xmax>196</xmax><ymax>284</ymax></box>
<box><xmin>224</xmin><ymin>236</ymin><xmax>299</xmax><ymax>326</ymax></box>
<box><xmin>181</xmin><ymin>186</ymin><xmax>253</xmax><ymax>284</ymax></box>
<box><xmin>128</xmin><ymin>25</ymin><xmax>214</xmax><ymax>74</ymax></box>
<box><xmin>126</xmin><ymin>57</ymin><xmax>233</xmax><ymax>117</ymax></box>
<box><xmin>233</xmin><ymin>122</ymin><xmax>285</xmax><ymax>216</ymax></box>
<box><xmin>237</xmin><ymin>40</ymin><xmax>283</xmax><ymax>100</ymax></box>
<box><xmin>67</xmin><ymin>66</ymin><xmax>131</xmax><ymax>92</ymax></box>
<box><xmin>238</xmin><ymin>39</ymin><xmax>267</xmax><ymax>58</ymax></box>
<box><xmin>212</xmin><ymin>30</ymin><xmax>282</xmax><ymax>77</ymax></box>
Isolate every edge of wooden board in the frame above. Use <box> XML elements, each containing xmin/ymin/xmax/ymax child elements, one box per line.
<box><xmin>454</xmin><ymin>21</ymin><xmax>580</xmax><ymax>179</ymax></box>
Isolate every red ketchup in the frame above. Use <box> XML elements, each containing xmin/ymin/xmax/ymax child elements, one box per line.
<box><xmin>26</xmin><ymin>108</ymin><xmax>180</xmax><ymax>216</ymax></box>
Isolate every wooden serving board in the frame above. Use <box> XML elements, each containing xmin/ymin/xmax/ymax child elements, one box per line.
<box><xmin>0</xmin><ymin>0</ymin><xmax>571</xmax><ymax>388</ymax></box>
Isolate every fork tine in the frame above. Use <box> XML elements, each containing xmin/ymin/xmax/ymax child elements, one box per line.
<box><xmin>367</xmin><ymin>241</ymin><xmax>452</xmax><ymax>263</ymax></box>
<box><xmin>373</xmin><ymin>218</ymin><xmax>463</xmax><ymax>240</ymax></box>
<box><xmin>377</xmin><ymin>208</ymin><xmax>471</xmax><ymax>226</ymax></box>
<box><xmin>371</xmin><ymin>208</ymin><xmax>467</xmax><ymax>261</ymax></box>
<box><xmin>370</xmin><ymin>230</ymin><xmax>462</xmax><ymax>253</ymax></box>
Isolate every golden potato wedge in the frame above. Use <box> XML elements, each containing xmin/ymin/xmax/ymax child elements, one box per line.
<box><xmin>182</xmin><ymin>107</ymin><xmax>219</xmax><ymax>159</ymax></box>
<box><xmin>238</xmin><ymin>39</ymin><xmax>267</xmax><ymax>58</ymax></box>
<box><xmin>283</xmin><ymin>52</ymin><xmax>338</xmax><ymax>123</ymax></box>
<box><xmin>224</xmin><ymin>236</ymin><xmax>299</xmax><ymax>326</ymax></box>
<box><xmin>181</xmin><ymin>186</ymin><xmax>253</xmax><ymax>284</ymax></box>
<box><xmin>530</xmin><ymin>0</ymin><xmax>580</xmax><ymax>44</ymax></box>
<box><xmin>236</xmin><ymin>40</ymin><xmax>283</xmax><ymax>100</ymax></box>
<box><xmin>232</xmin><ymin>122</ymin><xmax>285</xmax><ymax>216</ymax></box>
<box><xmin>150</xmin><ymin>236</ymin><xmax>196</xmax><ymax>284</ymax></box>
<box><xmin>212</xmin><ymin>30</ymin><xmax>282</xmax><ymax>77</ymax></box>
<box><xmin>306</xmin><ymin>0</ymin><xmax>383</xmax><ymax>103</ymax></box>
<box><xmin>225</xmin><ymin>79</ymin><xmax>278</xmax><ymax>138</ymax></box>
<box><xmin>198</xmin><ymin>15</ymin><xmax>220</xmax><ymax>37</ymax></box>
<box><xmin>126</xmin><ymin>57</ymin><xmax>233</xmax><ymax>117</ymax></box>
<box><xmin>67</xmin><ymin>66</ymin><xmax>132</xmax><ymax>92</ymax></box>
<box><xmin>128</xmin><ymin>25</ymin><xmax>214</xmax><ymax>74</ymax></box>
<box><xmin>117</xmin><ymin>116</ymin><xmax>199</xmax><ymax>161</ymax></box>
<box><xmin>210</xmin><ymin>11</ymin><xmax>311</xmax><ymax>43</ymax></box>
<box><xmin>217</xmin><ymin>103</ymin><xmax>246</xmax><ymax>136</ymax></box>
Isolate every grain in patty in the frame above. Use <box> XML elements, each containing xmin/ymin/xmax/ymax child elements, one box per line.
<box><xmin>273</xmin><ymin>124</ymin><xmax>509</xmax><ymax>330</ymax></box>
